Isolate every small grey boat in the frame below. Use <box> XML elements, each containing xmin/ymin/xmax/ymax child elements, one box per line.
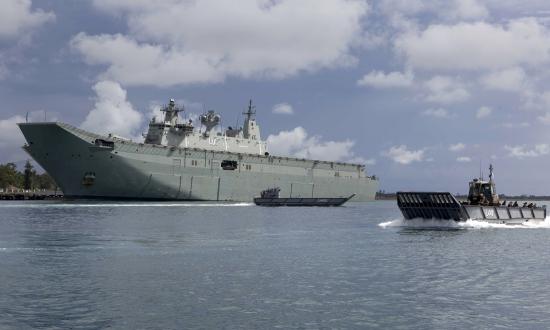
<box><xmin>254</xmin><ymin>188</ymin><xmax>354</xmax><ymax>207</ymax></box>
<box><xmin>397</xmin><ymin>165</ymin><xmax>546</xmax><ymax>224</ymax></box>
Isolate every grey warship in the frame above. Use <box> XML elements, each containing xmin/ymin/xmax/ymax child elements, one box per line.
<box><xmin>397</xmin><ymin>165</ymin><xmax>546</xmax><ymax>224</ymax></box>
<box><xmin>18</xmin><ymin>99</ymin><xmax>378</xmax><ymax>201</ymax></box>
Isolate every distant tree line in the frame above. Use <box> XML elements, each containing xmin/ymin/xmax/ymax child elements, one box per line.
<box><xmin>0</xmin><ymin>161</ymin><xmax>57</xmax><ymax>190</ymax></box>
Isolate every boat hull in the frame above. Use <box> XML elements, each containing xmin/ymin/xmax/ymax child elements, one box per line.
<box><xmin>254</xmin><ymin>195</ymin><xmax>353</xmax><ymax>207</ymax></box>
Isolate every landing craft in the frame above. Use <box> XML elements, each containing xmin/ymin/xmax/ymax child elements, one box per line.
<box><xmin>18</xmin><ymin>99</ymin><xmax>378</xmax><ymax>201</ymax></box>
<box><xmin>397</xmin><ymin>165</ymin><xmax>546</xmax><ymax>224</ymax></box>
<box><xmin>253</xmin><ymin>187</ymin><xmax>355</xmax><ymax>206</ymax></box>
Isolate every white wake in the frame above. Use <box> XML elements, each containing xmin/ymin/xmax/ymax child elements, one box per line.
<box><xmin>0</xmin><ymin>202</ymin><xmax>253</xmax><ymax>208</ymax></box>
<box><xmin>379</xmin><ymin>216</ymin><xmax>550</xmax><ymax>229</ymax></box>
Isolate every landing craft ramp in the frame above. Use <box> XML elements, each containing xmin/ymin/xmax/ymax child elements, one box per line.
<box><xmin>397</xmin><ymin>192</ymin><xmax>467</xmax><ymax>221</ymax></box>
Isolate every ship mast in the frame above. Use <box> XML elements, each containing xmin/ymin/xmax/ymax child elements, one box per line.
<box><xmin>243</xmin><ymin>99</ymin><xmax>256</xmax><ymax>121</ymax></box>
<box><xmin>161</xmin><ymin>99</ymin><xmax>183</xmax><ymax>126</ymax></box>
<box><xmin>242</xmin><ymin>99</ymin><xmax>257</xmax><ymax>139</ymax></box>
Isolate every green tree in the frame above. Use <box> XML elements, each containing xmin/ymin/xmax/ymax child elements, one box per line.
<box><xmin>0</xmin><ymin>163</ymin><xmax>23</xmax><ymax>189</ymax></box>
<box><xmin>23</xmin><ymin>160</ymin><xmax>35</xmax><ymax>190</ymax></box>
<box><xmin>0</xmin><ymin>162</ymin><xmax>57</xmax><ymax>191</ymax></box>
<box><xmin>35</xmin><ymin>173</ymin><xmax>57</xmax><ymax>190</ymax></box>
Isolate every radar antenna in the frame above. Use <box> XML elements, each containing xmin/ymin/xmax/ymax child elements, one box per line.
<box><xmin>199</xmin><ymin>110</ymin><xmax>221</xmax><ymax>137</ymax></box>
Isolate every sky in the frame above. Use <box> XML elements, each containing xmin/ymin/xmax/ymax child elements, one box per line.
<box><xmin>1</xmin><ymin>0</ymin><xmax>550</xmax><ymax>195</ymax></box>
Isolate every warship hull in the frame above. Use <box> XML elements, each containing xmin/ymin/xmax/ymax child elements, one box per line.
<box><xmin>397</xmin><ymin>192</ymin><xmax>546</xmax><ymax>223</ymax></box>
<box><xmin>18</xmin><ymin>123</ymin><xmax>378</xmax><ymax>202</ymax></box>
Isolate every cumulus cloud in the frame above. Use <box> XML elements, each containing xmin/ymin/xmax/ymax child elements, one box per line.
<box><xmin>395</xmin><ymin>19</ymin><xmax>550</xmax><ymax>72</ymax></box>
<box><xmin>0</xmin><ymin>0</ymin><xmax>55</xmax><ymax>40</ymax></box>
<box><xmin>70</xmin><ymin>33</ymin><xmax>225</xmax><ymax>87</ymax></box>
<box><xmin>266</xmin><ymin>126</ymin><xmax>367</xmax><ymax>163</ymax></box>
<box><xmin>449</xmin><ymin>143</ymin><xmax>466</xmax><ymax>152</ymax></box>
<box><xmin>480</xmin><ymin>67</ymin><xmax>527</xmax><ymax>91</ymax></box>
<box><xmin>424</xmin><ymin>76</ymin><xmax>470</xmax><ymax>104</ymax></box>
<box><xmin>146</xmin><ymin>103</ymin><xmax>163</xmax><ymax>123</ymax></box>
<box><xmin>476</xmin><ymin>106</ymin><xmax>492</xmax><ymax>119</ymax></box>
<box><xmin>456</xmin><ymin>156</ymin><xmax>472</xmax><ymax>162</ymax></box>
<box><xmin>383</xmin><ymin>145</ymin><xmax>425</xmax><ymax>164</ymax></box>
<box><xmin>0</xmin><ymin>115</ymin><xmax>25</xmax><ymax>149</ymax></box>
<box><xmin>272</xmin><ymin>103</ymin><xmax>294</xmax><ymax>115</ymax></box>
<box><xmin>522</xmin><ymin>90</ymin><xmax>550</xmax><ymax>111</ymax></box>
<box><xmin>505</xmin><ymin>144</ymin><xmax>550</xmax><ymax>159</ymax></box>
<box><xmin>80</xmin><ymin>81</ymin><xmax>143</xmax><ymax>140</ymax></box>
<box><xmin>447</xmin><ymin>0</ymin><xmax>488</xmax><ymax>20</ymax></box>
<box><xmin>0</xmin><ymin>0</ymin><xmax>55</xmax><ymax>81</ymax></box>
<box><xmin>72</xmin><ymin>0</ymin><xmax>368</xmax><ymax>86</ymax></box>
<box><xmin>421</xmin><ymin>108</ymin><xmax>452</xmax><ymax>118</ymax></box>
<box><xmin>266</xmin><ymin>127</ymin><xmax>308</xmax><ymax>155</ymax></box>
<box><xmin>357</xmin><ymin>70</ymin><xmax>413</xmax><ymax>88</ymax></box>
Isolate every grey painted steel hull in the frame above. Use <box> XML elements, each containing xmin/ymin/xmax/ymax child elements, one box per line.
<box><xmin>18</xmin><ymin>123</ymin><xmax>378</xmax><ymax>202</ymax></box>
<box><xmin>462</xmin><ymin>205</ymin><xmax>546</xmax><ymax>224</ymax></box>
<box><xmin>397</xmin><ymin>192</ymin><xmax>547</xmax><ymax>223</ymax></box>
<box><xmin>253</xmin><ymin>195</ymin><xmax>354</xmax><ymax>207</ymax></box>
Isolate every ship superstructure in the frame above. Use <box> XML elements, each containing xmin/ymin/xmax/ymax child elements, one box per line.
<box><xmin>144</xmin><ymin>99</ymin><xmax>266</xmax><ymax>155</ymax></box>
<box><xmin>18</xmin><ymin>99</ymin><xmax>378</xmax><ymax>201</ymax></box>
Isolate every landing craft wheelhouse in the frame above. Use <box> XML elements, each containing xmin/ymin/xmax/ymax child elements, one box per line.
<box><xmin>18</xmin><ymin>99</ymin><xmax>378</xmax><ymax>201</ymax></box>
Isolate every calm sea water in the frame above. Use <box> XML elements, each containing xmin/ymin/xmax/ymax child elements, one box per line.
<box><xmin>1</xmin><ymin>200</ymin><xmax>550</xmax><ymax>329</ymax></box>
